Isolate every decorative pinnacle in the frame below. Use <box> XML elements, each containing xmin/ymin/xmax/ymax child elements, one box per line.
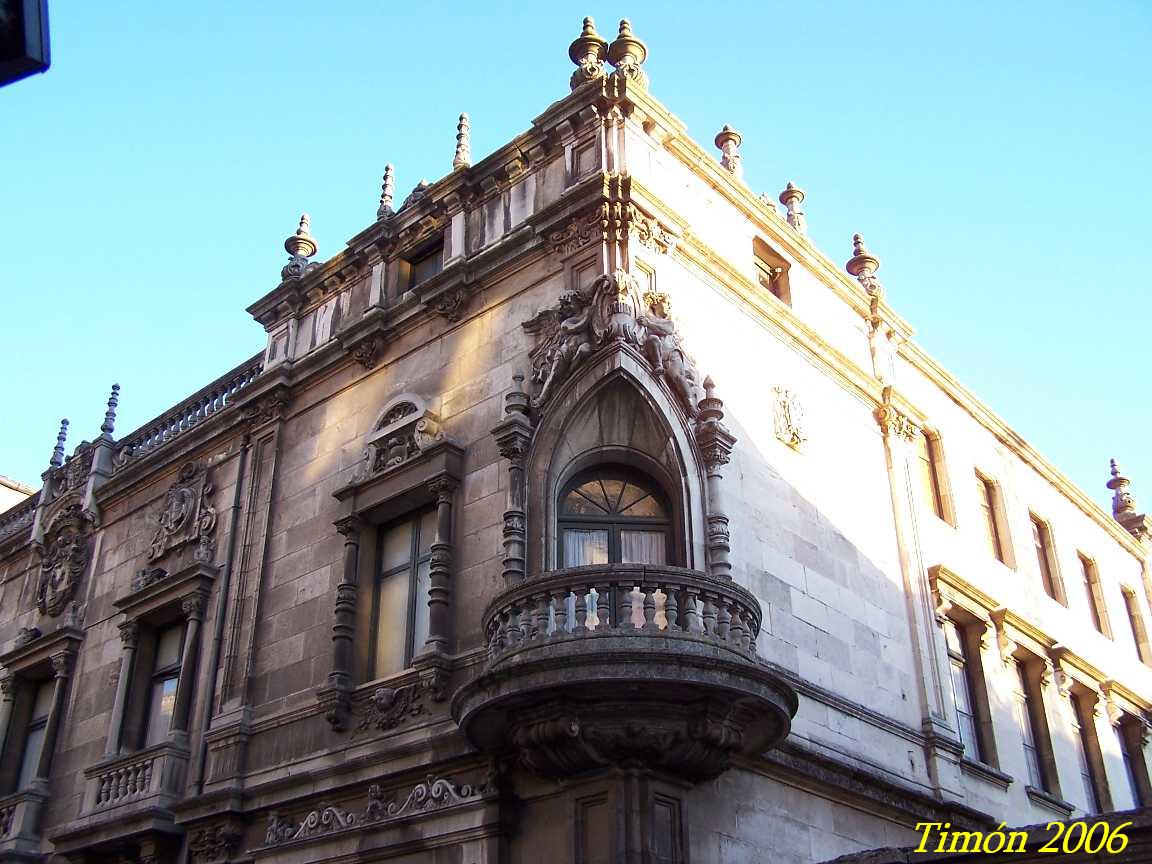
<box><xmin>846</xmin><ymin>233</ymin><xmax>882</xmax><ymax>295</ymax></box>
<box><xmin>1107</xmin><ymin>459</ymin><xmax>1137</xmax><ymax>517</ymax></box>
<box><xmin>607</xmin><ymin>18</ymin><xmax>648</xmax><ymax>85</ymax></box>
<box><xmin>504</xmin><ymin>372</ymin><xmax>531</xmax><ymax>416</ymax></box>
<box><xmin>284</xmin><ymin>214</ymin><xmax>318</xmax><ymax>259</ymax></box>
<box><xmin>778</xmin><ymin>182</ymin><xmax>807</xmax><ymax>233</ymax></box>
<box><xmin>714</xmin><ymin>125</ymin><xmax>743</xmax><ymax>179</ymax></box>
<box><xmin>453</xmin><ymin>113</ymin><xmax>471</xmax><ymax>171</ymax></box>
<box><xmin>568</xmin><ymin>16</ymin><xmax>609</xmax><ymax>89</ymax></box>
<box><xmin>377</xmin><ymin>164</ymin><xmax>395</xmax><ymax>219</ymax></box>
<box><xmin>697</xmin><ymin>376</ymin><xmax>725</xmax><ymax>423</ymax></box>
<box><xmin>50</xmin><ymin>419</ymin><xmax>69</xmax><ymax>469</ymax></box>
<box><xmin>100</xmin><ymin>383</ymin><xmax>121</xmax><ymax>437</ymax></box>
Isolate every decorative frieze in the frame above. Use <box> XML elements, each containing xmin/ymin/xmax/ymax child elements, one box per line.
<box><xmin>262</xmin><ymin>773</ymin><xmax>494</xmax><ymax>848</ymax></box>
<box><xmin>549</xmin><ymin>205</ymin><xmax>607</xmax><ymax>254</ymax></box>
<box><xmin>188</xmin><ymin>823</ymin><xmax>241</xmax><ymax>863</ymax></box>
<box><xmin>146</xmin><ymin>461</ymin><xmax>217</xmax><ymax>564</ymax></box>
<box><xmin>355</xmin><ymin>683</ymin><xmax>426</xmax><ymax>733</ymax></box>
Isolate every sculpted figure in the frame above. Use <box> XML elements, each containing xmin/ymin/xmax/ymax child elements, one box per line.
<box><xmin>532</xmin><ymin>292</ymin><xmax>597</xmax><ymax>406</ymax></box>
<box><xmin>637</xmin><ymin>294</ymin><xmax>701</xmax><ymax>416</ymax></box>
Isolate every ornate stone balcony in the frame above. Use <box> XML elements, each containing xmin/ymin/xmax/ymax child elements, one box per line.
<box><xmin>82</xmin><ymin>742</ymin><xmax>189</xmax><ymax>816</ymax></box>
<box><xmin>453</xmin><ymin>564</ymin><xmax>796</xmax><ymax>783</ymax></box>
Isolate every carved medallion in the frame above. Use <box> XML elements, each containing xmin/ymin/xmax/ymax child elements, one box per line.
<box><xmin>147</xmin><ymin>462</ymin><xmax>217</xmax><ymax>564</ymax></box>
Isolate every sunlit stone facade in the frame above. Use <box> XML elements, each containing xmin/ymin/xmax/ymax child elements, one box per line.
<box><xmin>0</xmin><ymin>17</ymin><xmax>1148</xmax><ymax>864</ymax></box>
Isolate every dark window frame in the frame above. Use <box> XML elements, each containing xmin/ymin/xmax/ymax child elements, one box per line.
<box><xmin>557</xmin><ymin>466</ymin><xmax>673</xmax><ymax>568</ymax></box>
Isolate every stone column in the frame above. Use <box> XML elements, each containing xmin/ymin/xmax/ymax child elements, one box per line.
<box><xmin>34</xmin><ymin>652</ymin><xmax>73</xmax><ymax>781</ymax></box>
<box><xmin>169</xmin><ymin>592</ymin><xmax>207</xmax><ymax>740</ymax></box>
<box><xmin>694</xmin><ymin>377</ymin><xmax>736</xmax><ymax>580</ymax></box>
<box><xmin>424</xmin><ymin>478</ymin><xmax>457</xmax><ymax>654</ymax></box>
<box><xmin>492</xmin><ymin>374</ymin><xmax>534</xmax><ymax>584</ymax></box>
<box><xmin>104</xmin><ymin>621</ymin><xmax>139</xmax><ymax>757</ymax></box>
<box><xmin>328</xmin><ymin>516</ymin><xmax>363</xmax><ymax>694</ymax></box>
<box><xmin>0</xmin><ymin>673</ymin><xmax>15</xmax><ymax>757</ymax></box>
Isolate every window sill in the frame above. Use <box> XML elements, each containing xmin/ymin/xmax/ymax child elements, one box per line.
<box><xmin>960</xmin><ymin>757</ymin><xmax>1013</xmax><ymax>790</ymax></box>
<box><xmin>1026</xmin><ymin>785</ymin><xmax>1074</xmax><ymax>816</ymax></box>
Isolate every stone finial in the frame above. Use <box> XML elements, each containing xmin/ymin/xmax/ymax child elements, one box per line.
<box><xmin>377</xmin><ymin>164</ymin><xmax>395</xmax><ymax>219</ymax></box>
<box><xmin>504</xmin><ymin>372</ymin><xmax>530</xmax><ymax>417</ymax></box>
<box><xmin>607</xmin><ymin>19</ymin><xmax>648</xmax><ymax>86</ymax></box>
<box><xmin>569</xmin><ymin>16</ymin><xmax>609</xmax><ymax>89</ymax></box>
<box><xmin>846</xmin><ymin>233</ymin><xmax>883</xmax><ymax>296</ymax></box>
<box><xmin>49</xmin><ymin>419</ymin><xmax>69</xmax><ymax>468</ymax></box>
<box><xmin>714</xmin><ymin>126</ymin><xmax>743</xmax><ymax>179</ymax></box>
<box><xmin>1108</xmin><ymin>459</ymin><xmax>1137</xmax><ymax>517</ymax></box>
<box><xmin>100</xmin><ymin>384</ymin><xmax>120</xmax><ymax>437</ymax></box>
<box><xmin>282</xmin><ymin>214</ymin><xmax>318</xmax><ymax>281</ymax></box>
<box><xmin>453</xmin><ymin>113</ymin><xmax>471</xmax><ymax>170</ymax></box>
<box><xmin>778</xmin><ymin>182</ymin><xmax>807</xmax><ymax>234</ymax></box>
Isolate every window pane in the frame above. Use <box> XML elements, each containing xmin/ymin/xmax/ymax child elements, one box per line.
<box><xmin>380</xmin><ymin>520</ymin><xmax>414</xmax><ymax>570</ymax></box>
<box><xmin>977</xmin><ymin>476</ymin><xmax>1003</xmax><ymax>562</ymax></box>
<box><xmin>375</xmin><ymin>569</ymin><xmax>411</xmax><ymax>676</ymax></box>
<box><xmin>600</xmin><ymin>479</ymin><xmax>627</xmax><ymax>511</ymax></box>
<box><xmin>17</xmin><ymin>724</ymin><xmax>45</xmax><ymax>790</ymax></box>
<box><xmin>412</xmin><ymin>557</ymin><xmax>431</xmax><ymax>653</ymax></box>
<box><xmin>619</xmin><ymin>494</ymin><xmax>666</xmax><ymax>518</ymax></box>
<box><xmin>144</xmin><ymin>676</ymin><xmax>179</xmax><ymax>747</ymax></box>
<box><xmin>620</xmin><ymin>531</ymin><xmax>666</xmax><ymax>565</ymax></box>
<box><xmin>563</xmin><ymin>489</ymin><xmax>609</xmax><ymax>515</ymax></box>
<box><xmin>917</xmin><ymin>435</ymin><xmax>944</xmax><ymax>519</ymax></box>
<box><xmin>417</xmin><ymin>509</ymin><xmax>436</xmax><ymax>556</ymax></box>
<box><xmin>563</xmin><ymin>529</ymin><xmax>609</xmax><ymax>566</ymax></box>
<box><xmin>30</xmin><ymin>681</ymin><xmax>54</xmax><ymax>721</ymax></box>
<box><xmin>154</xmin><ymin>624</ymin><xmax>184</xmax><ymax>670</ymax></box>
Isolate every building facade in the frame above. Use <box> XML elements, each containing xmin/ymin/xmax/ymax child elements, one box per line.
<box><xmin>0</xmin><ymin>17</ymin><xmax>1149</xmax><ymax>864</ymax></box>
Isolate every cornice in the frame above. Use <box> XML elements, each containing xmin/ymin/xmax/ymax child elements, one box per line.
<box><xmin>904</xmin><ymin>341</ymin><xmax>1143</xmax><ymax>558</ymax></box>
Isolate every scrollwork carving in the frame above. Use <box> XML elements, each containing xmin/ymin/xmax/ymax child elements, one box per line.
<box><xmin>355</xmin><ymin>683</ymin><xmax>426</xmax><ymax>733</ymax></box>
<box><xmin>36</xmin><ymin>504</ymin><xmax>92</xmax><ymax>617</ymax></box>
<box><xmin>147</xmin><ymin>462</ymin><xmax>217</xmax><ymax>564</ymax></box>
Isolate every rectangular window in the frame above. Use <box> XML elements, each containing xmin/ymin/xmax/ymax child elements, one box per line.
<box><xmin>1118</xmin><ymin>715</ymin><xmax>1149</xmax><ymax>807</ymax></box>
<box><xmin>753</xmin><ymin>239</ymin><xmax>791</xmax><ymax>306</ymax></box>
<box><xmin>373</xmin><ymin>510</ymin><xmax>436</xmax><ymax>678</ymax></box>
<box><xmin>1071</xmin><ymin>693</ymin><xmax>1109</xmax><ymax>814</ymax></box>
<box><xmin>1078</xmin><ymin>554</ymin><xmax>1110</xmax><ymax>637</ymax></box>
<box><xmin>15</xmin><ymin>681</ymin><xmax>53</xmax><ymax>791</ymax></box>
<box><xmin>976</xmin><ymin>473</ymin><xmax>1006</xmax><ymax>564</ymax></box>
<box><xmin>407</xmin><ymin>241</ymin><xmax>443</xmax><ymax>289</ymax></box>
<box><xmin>1121</xmin><ymin>587</ymin><xmax>1152</xmax><ymax>666</ymax></box>
<box><xmin>943</xmin><ymin>619</ymin><xmax>985</xmax><ymax>762</ymax></box>
<box><xmin>1013</xmin><ymin>662</ymin><xmax>1050</xmax><ymax>792</ymax></box>
<box><xmin>143</xmin><ymin>623</ymin><xmax>184</xmax><ymax>747</ymax></box>
<box><xmin>1030</xmin><ymin>515</ymin><xmax>1063</xmax><ymax>603</ymax></box>
<box><xmin>916</xmin><ymin>433</ymin><xmax>947</xmax><ymax>521</ymax></box>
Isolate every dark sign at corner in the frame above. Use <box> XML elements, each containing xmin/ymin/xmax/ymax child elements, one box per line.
<box><xmin>0</xmin><ymin>0</ymin><xmax>49</xmax><ymax>87</ymax></box>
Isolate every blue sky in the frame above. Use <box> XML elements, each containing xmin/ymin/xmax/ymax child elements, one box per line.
<box><xmin>2</xmin><ymin>2</ymin><xmax>1149</xmax><ymax>516</ymax></box>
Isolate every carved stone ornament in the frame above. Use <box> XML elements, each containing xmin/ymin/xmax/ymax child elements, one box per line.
<box><xmin>352</xmin><ymin>402</ymin><xmax>445</xmax><ymax>484</ymax></box>
<box><xmin>188</xmin><ymin>823</ymin><xmax>240</xmax><ymax>863</ymax></box>
<box><xmin>241</xmin><ymin>388</ymin><xmax>290</xmax><ymax>428</ymax></box>
<box><xmin>36</xmin><ymin>504</ymin><xmax>93</xmax><ymax>617</ymax></box>
<box><xmin>355</xmin><ymin>683</ymin><xmax>426</xmax><ymax>733</ymax></box>
<box><xmin>14</xmin><ymin>627</ymin><xmax>42</xmax><ymax>648</ymax></box>
<box><xmin>772</xmin><ymin>387</ymin><xmax>806</xmax><ymax>449</ymax></box>
<box><xmin>548</xmin><ymin>205</ymin><xmax>606</xmax><ymax>255</ymax></box>
<box><xmin>627</xmin><ymin>204</ymin><xmax>677</xmax><ymax>255</ymax></box>
<box><xmin>433</xmin><ymin>284</ymin><xmax>469</xmax><ymax>322</ymax></box>
<box><xmin>43</xmin><ymin>441</ymin><xmax>94</xmax><ymax>506</ymax></box>
<box><xmin>262</xmin><ymin>773</ymin><xmax>494</xmax><ymax>848</ymax></box>
<box><xmin>146</xmin><ymin>462</ymin><xmax>217</xmax><ymax>564</ymax></box>
<box><xmin>522</xmin><ymin>270</ymin><xmax>701</xmax><ymax>416</ymax></box>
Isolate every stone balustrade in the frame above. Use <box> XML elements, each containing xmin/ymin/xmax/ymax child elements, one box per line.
<box><xmin>0</xmin><ymin>495</ymin><xmax>37</xmax><ymax>545</ymax></box>
<box><xmin>93</xmin><ymin>753</ymin><xmax>155</xmax><ymax>807</ymax></box>
<box><xmin>113</xmin><ymin>353</ymin><xmax>264</xmax><ymax>470</ymax></box>
<box><xmin>484</xmin><ymin>563</ymin><xmax>762</xmax><ymax>665</ymax></box>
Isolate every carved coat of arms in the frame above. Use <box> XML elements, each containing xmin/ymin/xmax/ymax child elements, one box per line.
<box><xmin>147</xmin><ymin>462</ymin><xmax>217</xmax><ymax>564</ymax></box>
<box><xmin>36</xmin><ymin>504</ymin><xmax>92</xmax><ymax>616</ymax></box>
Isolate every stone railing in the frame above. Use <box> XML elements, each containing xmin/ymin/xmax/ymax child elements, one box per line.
<box><xmin>113</xmin><ymin>353</ymin><xmax>264</xmax><ymax>471</ymax></box>
<box><xmin>0</xmin><ymin>494</ymin><xmax>38</xmax><ymax>545</ymax></box>
<box><xmin>0</xmin><ymin>798</ymin><xmax>14</xmax><ymax>837</ymax></box>
<box><xmin>484</xmin><ymin>564</ymin><xmax>762</xmax><ymax>663</ymax></box>
<box><xmin>93</xmin><ymin>753</ymin><xmax>155</xmax><ymax>807</ymax></box>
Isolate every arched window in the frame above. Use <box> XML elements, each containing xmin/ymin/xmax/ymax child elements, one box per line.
<box><xmin>558</xmin><ymin>467</ymin><xmax>671</xmax><ymax>567</ymax></box>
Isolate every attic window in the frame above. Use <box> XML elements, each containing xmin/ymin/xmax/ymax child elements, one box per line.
<box><xmin>406</xmin><ymin>238</ymin><xmax>444</xmax><ymax>289</ymax></box>
<box><xmin>753</xmin><ymin>238</ymin><xmax>791</xmax><ymax>306</ymax></box>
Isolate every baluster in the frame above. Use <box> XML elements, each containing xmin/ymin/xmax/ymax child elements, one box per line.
<box><xmin>664</xmin><ymin>586</ymin><xmax>678</xmax><ymax>631</ymax></box>
<box><xmin>729</xmin><ymin>604</ymin><xmax>745</xmax><ymax>648</ymax></box>
<box><xmin>702</xmin><ymin>594</ymin><xmax>717</xmax><ymax>636</ymax></box>
<box><xmin>642</xmin><ymin>587</ymin><xmax>657</xmax><ymax>630</ymax></box>
<box><xmin>595</xmin><ymin>585</ymin><xmax>611</xmax><ymax>631</ymax></box>
<box><xmin>744</xmin><ymin>606</ymin><xmax>759</xmax><ymax>653</ymax></box>
<box><xmin>530</xmin><ymin>593</ymin><xmax>547</xmax><ymax>640</ymax></box>
<box><xmin>517</xmin><ymin>604</ymin><xmax>531</xmax><ymax>643</ymax></box>
<box><xmin>617</xmin><ymin>584</ymin><xmax>633</xmax><ymax>631</ymax></box>
<box><xmin>717</xmin><ymin>598</ymin><xmax>732</xmax><ymax>640</ymax></box>
<box><xmin>552</xmin><ymin>590</ymin><xmax>568</xmax><ymax>635</ymax></box>
<box><xmin>683</xmin><ymin>589</ymin><xmax>701</xmax><ymax>634</ymax></box>
<box><xmin>506</xmin><ymin>606</ymin><xmax>522</xmax><ymax>646</ymax></box>
<box><xmin>573</xmin><ymin>588</ymin><xmax>588</xmax><ymax>632</ymax></box>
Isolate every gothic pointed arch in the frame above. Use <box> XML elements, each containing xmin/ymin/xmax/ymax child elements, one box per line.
<box><xmin>523</xmin><ymin>348</ymin><xmax>708</xmax><ymax>574</ymax></box>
